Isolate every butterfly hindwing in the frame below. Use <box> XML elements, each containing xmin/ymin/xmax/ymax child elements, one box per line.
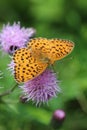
<box><xmin>13</xmin><ymin>48</ymin><xmax>48</xmax><ymax>82</ymax></box>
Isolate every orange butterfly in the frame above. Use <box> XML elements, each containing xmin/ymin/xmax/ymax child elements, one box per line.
<box><xmin>13</xmin><ymin>38</ymin><xmax>74</xmax><ymax>82</ymax></box>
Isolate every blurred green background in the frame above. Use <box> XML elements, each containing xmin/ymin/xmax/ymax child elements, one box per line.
<box><xmin>0</xmin><ymin>0</ymin><xmax>87</xmax><ymax>130</ymax></box>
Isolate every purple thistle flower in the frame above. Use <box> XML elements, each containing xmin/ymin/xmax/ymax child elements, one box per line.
<box><xmin>53</xmin><ymin>110</ymin><xmax>66</xmax><ymax>120</ymax></box>
<box><xmin>0</xmin><ymin>22</ymin><xmax>36</xmax><ymax>54</ymax></box>
<box><xmin>51</xmin><ymin>109</ymin><xmax>66</xmax><ymax>129</ymax></box>
<box><xmin>20</xmin><ymin>69</ymin><xmax>60</xmax><ymax>105</ymax></box>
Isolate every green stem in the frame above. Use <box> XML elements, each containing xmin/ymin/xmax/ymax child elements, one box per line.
<box><xmin>76</xmin><ymin>91</ymin><xmax>87</xmax><ymax>114</ymax></box>
<box><xmin>0</xmin><ymin>83</ymin><xmax>18</xmax><ymax>97</ymax></box>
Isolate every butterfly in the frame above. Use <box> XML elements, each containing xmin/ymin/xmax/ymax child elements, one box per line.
<box><xmin>13</xmin><ymin>38</ymin><xmax>74</xmax><ymax>82</ymax></box>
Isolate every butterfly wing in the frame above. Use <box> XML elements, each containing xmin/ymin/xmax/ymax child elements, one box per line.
<box><xmin>48</xmin><ymin>39</ymin><xmax>74</xmax><ymax>62</ymax></box>
<box><xmin>13</xmin><ymin>48</ymin><xmax>48</xmax><ymax>82</ymax></box>
<box><xmin>27</xmin><ymin>38</ymin><xmax>50</xmax><ymax>52</ymax></box>
<box><xmin>27</xmin><ymin>38</ymin><xmax>74</xmax><ymax>64</ymax></box>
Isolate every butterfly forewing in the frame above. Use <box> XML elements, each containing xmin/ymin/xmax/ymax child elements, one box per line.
<box><xmin>48</xmin><ymin>39</ymin><xmax>74</xmax><ymax>62</ymax></box>
<box><xmin>27</xmin><ymin>38</ymin><xmax>74</xmax><ymax>64</ymax></box>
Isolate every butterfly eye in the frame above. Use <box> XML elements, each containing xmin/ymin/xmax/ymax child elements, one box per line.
<box><xmin>9</xmin><ymin>45</ymin><xmax>19</xmax><ymax>55</ymax></box>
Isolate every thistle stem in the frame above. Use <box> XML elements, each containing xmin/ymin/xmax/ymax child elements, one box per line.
<box><xmin>0</xmin><ymin>83</ymin><xmax>18</xmax><ymax>97</ymax></box>
<box><xmin>76</xmin><ymin>91</ymin><xmax>87</xmax><ymax>114</ymax></box>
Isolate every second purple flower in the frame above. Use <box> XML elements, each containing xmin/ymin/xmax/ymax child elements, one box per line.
<box><xmin>0</xmin><ymin>22</ymin><xmax>36</xmax><ymax>54</ymax></box>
